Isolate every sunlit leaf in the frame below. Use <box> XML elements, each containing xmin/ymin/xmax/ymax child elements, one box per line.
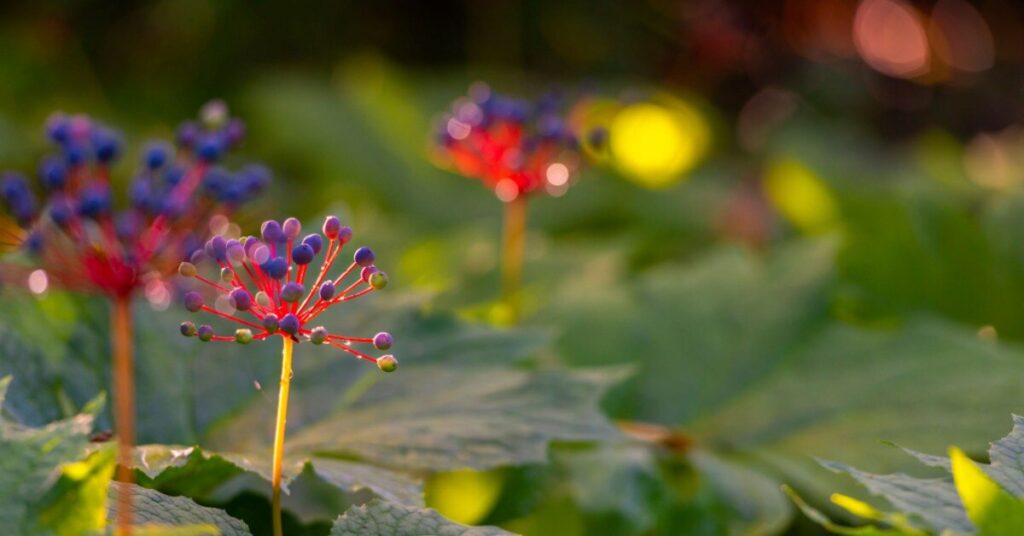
<box><xmin>950</xmin><ymin>447</ymin><xmax>1024</xmax><ymax>535</ymax></box>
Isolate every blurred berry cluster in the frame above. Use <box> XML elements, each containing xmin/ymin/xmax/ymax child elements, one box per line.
<box><xmin>178</xmin><ymin>215</ymin><xmax>397</xmax><ymax>372</ymax></box>
<box><xmin>436</xmin><ymin>82</ymin><xmax>595</xmax><ymax>202</ymax></box>
<box><xmin>0</xmin><ymin>101</ymin><xmax>269</xmax><ymax>299</ymax></box>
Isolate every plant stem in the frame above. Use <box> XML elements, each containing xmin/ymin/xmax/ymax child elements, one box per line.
<box><xmin>112</xmin><ymin>296</ymin><xmax>134</xmax><ymax>536</ymax></box>
<box><xmin>271</xmin><ymin>336</ymin><xmax>294</xmax><ymax>536</ymax></box>
<box><xmin>501</xmin><ymin>195</ymin><xmax>528</xmax><ymax>324</ymax></box>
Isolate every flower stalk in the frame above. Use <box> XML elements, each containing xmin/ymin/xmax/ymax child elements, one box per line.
<box><xmin>111</xmin><ymin>296</ymin><xmax>134</xmax><ymax>536</ymax></box>
<box><xmin>500</xmin><ymin>195</ymin><xmax>527</xmax><ymax>323</ymax></box>
<box><xmin>270</xmin><ymin>336</ymin><xmax>293</xmax><ymax>536</ymax></box>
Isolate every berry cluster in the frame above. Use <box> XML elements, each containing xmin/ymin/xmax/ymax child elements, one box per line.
<box><xmin>0</xmin><ymin>101</ymin><xmax>269</xmax><ymax>298</ymax></box>
<box><xmin>178</xmin><ymin>215</ymin><xmax>397</xmax><ymax>372</ymax></box>
<box><xmin>435</xmin><ymin>82</ymin><xmax>585</xmax><ymax>202</ymax></box>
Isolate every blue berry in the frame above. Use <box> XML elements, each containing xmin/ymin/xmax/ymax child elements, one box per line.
<box><xmin>291</xmin><ymin>243</ymin><xmax>315</xmax><ymax>265</ymax></box>
<box><xmin>143</xmin><ymin>142</ymin><xmax>170</xmax><ymax>170</ymax></box>
<box><xmin>176</xmin><ymin>121</ymin><xmax>200</xmax><ymax>148</ymax></box>
<box><xmin>197</xmin><ymin>133</ymin><xmax>225</xmax><ymax>162</ymax></box>
<box><xmin>49</xmin><ymin>197</ymin><xmax>75</xmax><ymax>227</ymax></box>
<box><xmin>302</xmin><ymin>233</ymin><xmax>323</xmax><ymax>255</ymax></box>
<box><xmin>354</xmin><ymin>247</ymin><xmax>375</xmax><ymax>267</ymax></box>
<box><xmin>45</xmin><ymin>114</ymin><xmax>71</xmax><ymax>144</ymax></box>
<box><xmin>260</xmin><ymin>256</ymin><xmax>288</xmax><ymax>279</ymax></box>
<box><xmin>64</xmin><ymin>143</ymin><xmax>87</xmax><ymax>166</ymax></box>
<box><xmin>92</xmin><ymin>128</ymin><xmax>121</xmax><ymax>163</ymax></box>
<box><xmin>225</xmin><ymin>118</ymin><xmax>246</xmax><ymax>146</ymax></box>
<box><xmin>78</xmin><ymin>186</ymin><xmax>111</xmax><ymax>218</ymax></box>
<box><xmin>38</xmin><ymin>157</ymin><xmax>67</xmax><ymax>190</ymax></box>
<box><xmin>319</xmin><ymin>281</ymin><xmax>336</xmax><ymax>300</ymax></box>
<box><xmin>279</xmin><ymin>313</ymin><xmax>300</xmax><ymax>336</ymax></box>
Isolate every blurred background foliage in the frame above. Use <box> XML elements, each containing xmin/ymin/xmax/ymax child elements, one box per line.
<box><xmin>6</xmin><ymin>0</ymin><xmax>1024</xmax><ymax>534</ymax></box>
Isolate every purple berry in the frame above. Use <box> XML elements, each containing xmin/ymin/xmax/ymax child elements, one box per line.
<box><xmin>319</xmin><ymin>282</ymin><xmax>336</xmax><ymax>300</ymax></box>
<box><xmin>322</xmin><ymin>216</ymin><xmax>341</xmax><ymax>239</ymax></box>
<box><xmin>262</xmin><ymin>314</ymin><xmax>280</xmax><ymax>333</ymax></box>
<box><xmin>373</xmin><ymin>332</ymin><xmax>393</xmax><ymax>350</ymax></box>
<box><xmin>282</xmin><ymin>217</ymin><xmax>301</xmax><ymax>239</ymax></box>
<box><xmin>261</xmin><ymin>220</ymin><xmax>284</xmax><ymax>243</ymax></box>
<box><xmin>280</xmin><ymin>282</ymin><xmax>305</xmax><ymax>302</ymax></box>
<box><xmin>229</xmin><ymin>288</ymin><xmax>253</xmax><ymax>311</ymax></box>
<box><xmin>197</xmin><ymin>324</ymin><xmax>214</xmax><ymax>342</ymax></box>
<box><xmin>184</xmin><ymin>291</ymin><xmax>204</xmax><ymax>312</ymax></box>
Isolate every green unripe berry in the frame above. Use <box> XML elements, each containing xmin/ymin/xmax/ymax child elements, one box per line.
<box><xmin>377</xmin><ymin>355</ymin><xmax>398</xmax><ymax>373</ymax></box>
<box><xmin>235</xmin><ymin>328</ymin><xmax>253</xmax><ymax>344</ymax></box>
<box><xmin>179</xmin><ymin>321</ymin><xmax>197</xmax><ymax>337</ymax></box>
<box><xmin>255</xmin><ymin>291</ymin><xmax>272</xmax><ymax>309</ymax></box>
<box><xmin>178</xmin><ymin>262</ymin><xmax>197</xmax><ymax>278</ymax></box>
<box><xmin>369</xmin><ymin>271</ymin><xmax>388</xmax><ymax>290</ymax></box>
<box><xmin>309</xmin><ymin>326</ymin><xmax>328</xmax><ymax>345</ymax></box>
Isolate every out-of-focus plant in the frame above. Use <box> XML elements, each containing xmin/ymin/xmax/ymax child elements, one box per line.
<box><xmin>176</xmin><ymin>215</ymin><xmax>395</xmax><ymax>536</ymax></box>
<box><xmin>788</xmin><ymin>415</ymin><xmax>1024</xmax><ymax>535</ymax></box>
<box><xmin>433</xmin><ymin>83</ymin><xmax>598</xmax><ymax>323</ymax></box>
<box><xmin>0</xmin><ymin>101</ymin><xmax>267</xmax><ymax>536</ymax></box>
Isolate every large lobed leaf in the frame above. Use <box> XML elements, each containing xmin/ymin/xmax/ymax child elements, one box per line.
<box><xmin>796</xmin><ymin>416</ymin><xmax>1024</xmax><ymax>535</ymax></box>
<box><xmin>0</xmin><ymin>374</ymin><xmax>251</xmax><ymax>535</ymax></box>
<box><xmin>108</xmin><ymin>483</ymin><xmax>250</xmax><ymax>536</ymax></box>
<box><xmin>330</xmin><ymin>500</ymin><xmax>514</xmax><ymax>536</ymax></box>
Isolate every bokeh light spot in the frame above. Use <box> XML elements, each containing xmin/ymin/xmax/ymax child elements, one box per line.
<box><xmin>28</xmin><ymin>269</ymin><xmax>48</xmax><ymax>294</ymax></box>
<box><xmin>494</xmin><ymin>179</ymin><xmax>519</xmax><ymax>202</ymax></box>
<box><xmin>763</xmin><ymin>158</ymin><xmax>839</xmax><ymax>234</ymax></box>
<box><xmin>426</xmin><ymin>469</ymin><xmax>505</xmax><ymax>525</ymax></box>
<box><xmin>546</xmin><ymin>162</ymin><xmax>570</xmax><ymax>186</ymax></box>
<box><xmin>853</xmin><ymin>0</ymin><xmax>930</xmax><ymax>79</ymax></box>
<box><xmin>609</xmin><ymin>101</ymin><xmax>709</xmax><ymax>188</ymax></box>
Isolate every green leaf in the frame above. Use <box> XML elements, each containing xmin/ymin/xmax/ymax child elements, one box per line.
<box><xmin>278</xmin><ymin>366</ymin><xmax>625</xmax><ymax>472</ymax></box>
<box><xmin>793</xmin><ymin>417</ymin><xmax>1024</xmax><ymax>535</ymax></box>
<box><xmin>133</xmin><ymin>444</ymin><xmax>424</xmax><ymax>507</ymax></box>
<box><xmin>547</xmin><ymin>238</ymin><xmax>835</xmax><ymax>424</ymax></box>
<box><xmin>950</xmin><ymin>447</ymin><xmax>1024</xmax><ymax>536</ymax></box>
<box><xmin>689</xmin><ymin>450</ymin><xmax>792</xmax><ymax>536</ymax></box>
<box><xmin>0</xmin><ymin>375</ymin><xmax>98</xmax><ymax>534</ymax></box>
<box><xmin>108</xmin><ymin>483</ymin><xmax>251</xmax><ymax>536</ymax></box>
<box><xmin>329</xmin><ymin>500</ymin><xmax>514</xmax><ymax>536</ymax></box>
<box><xmin>818</xmin><ymin>460</ymin><xmax>968</xmax><ymax>533</ymax></box>
<box><xmin>37</xmin><ymin>447</ymin><xmax>116</xmax><ymax>536</ymax></box>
